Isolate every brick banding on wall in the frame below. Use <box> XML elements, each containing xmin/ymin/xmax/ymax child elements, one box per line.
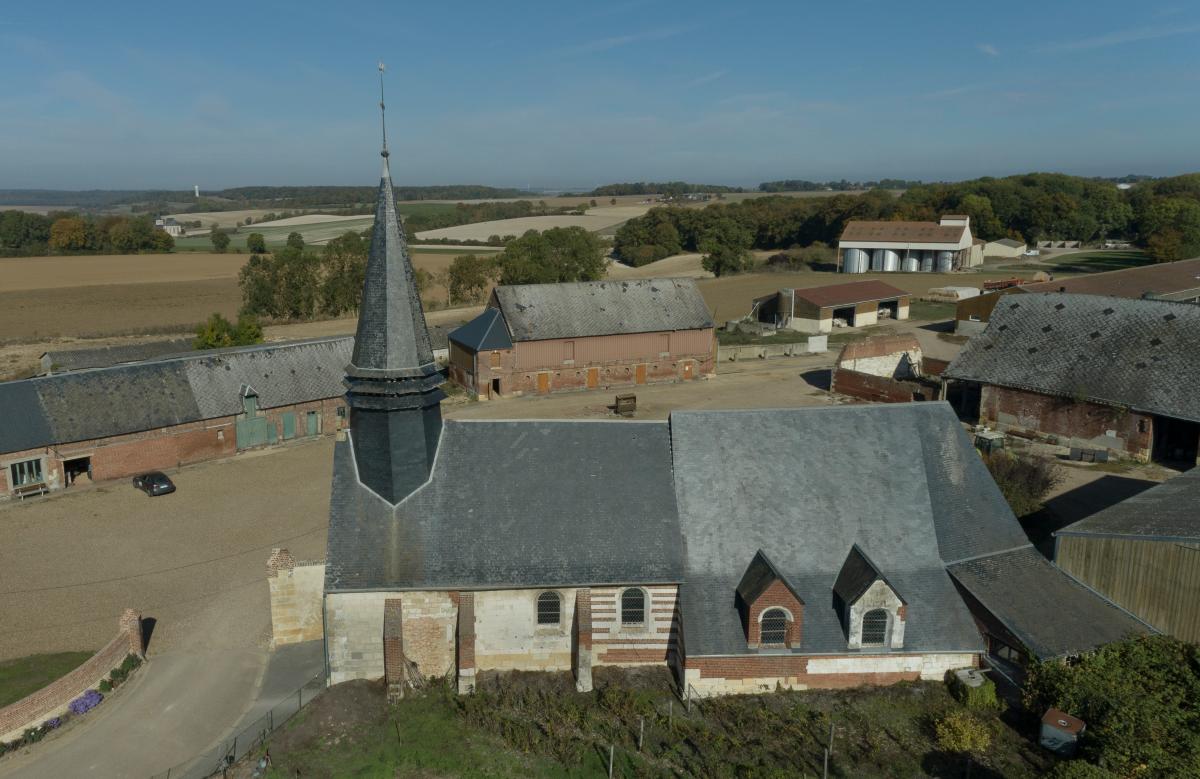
<box><xmin>0</xmin><ymin>610</ymin><xmax>143</xmax><ymax>742</ymax></box>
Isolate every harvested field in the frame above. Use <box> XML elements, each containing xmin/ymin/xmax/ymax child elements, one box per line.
<box><xmin>0</xmin><ymin>253</ymin><xmax>246</xmax><ymax>292</ymax></box>
<box><xmin>415</xmin><ymin>213</ymin><xmax>629</xmax><ymax>241</ymax></box>
<box><xmin>164</xmin><ymin>209</ymin><xmax>279</xmax><ymax>229</ymax></box>
<box><xmin>173</xmin><ymin>216</ymin><xmax>376</xmax><ymax>251</ymax></box>
<box><xmin>606</xmin><ymin>253</ymin><xmax>712</xmax><ymax>280</ymax></box>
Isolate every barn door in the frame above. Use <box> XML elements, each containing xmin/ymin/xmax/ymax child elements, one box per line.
<box><xmin>635</xmin><ymin>364</ymin><xmax>647</xmax><ymax>385</ymax></box>
<box><xmin>682</xmin><ymin>361</ymin><xmax>694</xmax><ymax>380</ymax></box>
<box><xmin>537</xmin><ymin>372</ymin><xmax>550</xmax><ymax>394</ymax></box>
<box><xmin>587</xmin><ymin>367</ymin><xmax>599</xmax><ymax>389</ymax></box>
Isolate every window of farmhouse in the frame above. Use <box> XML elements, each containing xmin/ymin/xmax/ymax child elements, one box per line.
<box><xmin>9</xmin><ymin>458</ymin><xmax>44</xmax><ymax>488</ymax></box>
<box><xmin>621</xmin><ymin>588</ymin><xmax>646</xmax><ymax>625</ymax></box>
<box><xmin>536</xmin><ymin>591</ymin><xmax>561</xmax><ymax>626</ymax></box>
<box><xmin>861</xmin><ymin>609</ymin><xmax>888</xmax><ymax>647</ymax></box>
<box><xmin>760</xmin><ymin>608</ymin><xmax>788</xmax><ymax>645</ymax></box>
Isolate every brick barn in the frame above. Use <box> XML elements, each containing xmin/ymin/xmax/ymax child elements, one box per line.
<box><xmin>322</xmin><ymin>143</ymin><xmax>1147</xmax><ymax>698</ymax></box>
<box><xmin>829</xmin><ymin>335</ymin><xmax>944</xmax><ymax>403</ymax></box>
<box><xmin>752</xmin><ymin>280</ymin><xmax>910</xmax><ymax>334</ymax></box>
<box><xmin>944</xmin><ymin>294</ymin><xmax>1200</xmax><ymax>466</ymax></box>
<box><xmin>447</xmin><ymin>279</ymin><xmax>714</xmax><ymax>399</ymax></box>
<box><xmin>0</xmin><ymin>338</ymin><xmax>351</xmax><ymax>498</ymax></box>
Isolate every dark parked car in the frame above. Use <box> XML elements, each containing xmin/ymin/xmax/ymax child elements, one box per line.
<box><xmin>132</xmin><ymin>471</ymin><xmax>175</xmax><ymax>496</ymax></box>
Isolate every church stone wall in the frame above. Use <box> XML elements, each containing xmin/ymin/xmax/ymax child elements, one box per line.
<box><xmin>326</xmin><ymin>591</ymin><xmax>390</xmax><ymax>685</ymax></box>
<box><xmin>591</xmin><ymin>585</ymin><xmax>678</xmax><ymax>666</ymax></box>
<box><xmin>474</xmin><ymin>588</ymin><xmax>577</xmax><ymax>671</ymax></box>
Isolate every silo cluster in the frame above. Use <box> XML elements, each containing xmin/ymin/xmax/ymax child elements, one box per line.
<box><xmin>841</xmin><ymin>248</ymin><xmax>956</xmax><ymax>274</ymax></box>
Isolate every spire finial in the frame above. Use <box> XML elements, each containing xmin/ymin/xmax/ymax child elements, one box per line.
<box><xmin>378</xmin><ymin>60</ymin><xmax>389</xmax><ymax>159</ymax></box>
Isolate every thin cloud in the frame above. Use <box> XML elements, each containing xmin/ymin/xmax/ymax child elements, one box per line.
<box><xmin>559</xmin><ymin>26</ymin><xmax>686</xmax><ymax>55</ymax></box>
<box><xmin>1040</xmin><ymin>22</ymin><xmax>1200</xmax><ymax>52</ymax></box>
<box><xmin>922</xmin><ymin>84</ymin><xmax>981</xmax><ymax>100</ymax></box>
<box><xmin>685</xmin><ymin>69</ymin><xmax>727</xmax><ymax>88</ymax></box>
<box><xmin>976</xmin><ymin>43</ymin><xmax>999</xmax><ymax>56</ymax></box>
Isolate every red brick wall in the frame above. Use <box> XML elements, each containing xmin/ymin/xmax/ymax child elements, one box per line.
<box><xmin>259</xmin><ymin>398</ymin><xmax>346</xmax><ymax>442</ymax></box>
<box><xmin>831</xmin><ymin>368</ymin><xmax>938</xmax><ymax>404</ymax></box>
<box><xmin>745</xmin><ymin>580</ymin><xmax>803</xmax><ymax>649</ymax></box>
<box><xmin>457</xmin><ymin>592</ymin><xmax>476</xmax><ymax>671</ymax></box>
<box><xmin>0</xmin><ymin>611</ymin><xmax>142</xmax><ymax>741</ymax></box>
<box><xmin>383</xmin><ymin>598</ymin><xmax>404</xmax><ymax>686</ymax></box>
<box><xmin>981</xmin><ymin>385</ymin><xmax>1151</xmax><ymax>456</ymax></box>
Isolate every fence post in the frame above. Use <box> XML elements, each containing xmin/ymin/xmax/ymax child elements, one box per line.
<box><xmin>828</xmin><ymin>718</ymin><xmax>834</xmax><ymax>757</ymax></box>
<box><xmin>298</xmin><ymin>688</ymin><xmax>303</xmax><ymax>711</ymax></box>
<box><xmin>608</xmin><ymin>744</ymin><xmax>614</xmax><ymax>778</ymax></box>
<box><xmin>638</xmin><ymin>717</ymin><xmax>644</xmax><ymax>751</ymax></box>
<box><xmin>823</xmin><ymin>747</ymin><xmax>829</xmax><ymax>779</ymax></box>
<box><xmin>668</xmin><ymin>700</ymin><xmax>673</xmax><ymax>729</ymax></box>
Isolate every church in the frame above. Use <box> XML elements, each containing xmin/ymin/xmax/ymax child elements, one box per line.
<box><xmin>322</xmin><ymin>138</ymin><xmax>1149</xmax><ymax>698</ymax></box>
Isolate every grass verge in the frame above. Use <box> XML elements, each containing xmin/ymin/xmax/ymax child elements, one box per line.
<box><xmin>0</xmin><ymin>652</ymin><xmax>92</xmax><ymax>708</ymax></box>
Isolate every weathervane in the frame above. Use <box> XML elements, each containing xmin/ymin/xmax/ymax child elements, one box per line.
<box><xmin>378</xmin><ymin>61</ymin><xmax>389</xmax><ymax>159</ymax></box>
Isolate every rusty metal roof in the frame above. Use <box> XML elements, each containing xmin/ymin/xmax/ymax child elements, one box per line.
<box><xmin>840</xmin><ymin>220</ymin><xmax>966</xmax><ymax>244</ymax></box>
<box><xmin>790</xmin><ymin>280</ymin><xmax>910</xmax><ymax>308</ymax></box>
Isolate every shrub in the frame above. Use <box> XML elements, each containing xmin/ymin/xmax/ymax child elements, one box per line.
<box><xmin>119</xmin><ymin>654</ymin><xmax>142</xmax><ymax>674</ymax></box>
<box><xmin>982</xmin><ymin>452</ymin><xmax>1063</xmax><ymax>517</ymax></box>
<box><xmin>945</xmin><ymin>670</ymin><xmax>1002</xmax><ymax>711</ymax></box>
<box><xmin>98</xmin><ymin>679</ymin><xmax>112</xmax><ymax>693</ymax></box>
<box><xmin>22</xmin><ymin>727</ymin><xmax>45</xmax><ymax>744</ymax></box>
<box><xmin>935</xmin><ymin>709</ymin><xmax>992</xmax><ymax>757</ymax></box>
<box><xmin>1045</xmin><ymin>760</ymin><xmax>1118</xmax><ymax>779</ymax></box>
<box><xmin>68</xmin><ymin>689</ymin><xmax>103</xmax><ymax>716</ymax></box>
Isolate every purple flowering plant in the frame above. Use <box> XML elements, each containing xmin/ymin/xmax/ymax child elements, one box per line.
<box><xmin>67</xmin><ymin>690</ymin><xmax>103</xmax><ymax>716</ymax></box>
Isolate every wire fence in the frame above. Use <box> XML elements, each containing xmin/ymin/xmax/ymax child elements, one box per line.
<box><xmin>148</xmin><ymin>670</ymin><xmax>326</xmax><ymax>779</ymax></box>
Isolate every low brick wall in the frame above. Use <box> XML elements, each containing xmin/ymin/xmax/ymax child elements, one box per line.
<box><xmin>267</xmin><ymin>549</ymin><xmax>326</xmax><ymax>648</ymax></box>
<box><xmin>831</xmin><ymin>368</ymin><xmax>940</xmax><ymax>403</ymax></box>
<box><xmin>0</xmin><ymin>609</ymin><xmax>143</xmax><ymax>742</ymax></box>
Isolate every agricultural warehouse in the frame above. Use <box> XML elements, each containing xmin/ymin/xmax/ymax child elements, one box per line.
<box><xmin>838</xmin><ymin>214</ymin><xmax>983</xmax><ymax>274</ymax></box>
<box><xmin>955</xmin><ymin>256</ymin><xmax>1200</xmax><ymax>334</ymax></box>
<box><xmin>318</xmin><ymin>142</ymin><xmax>1146</xmax><ymax>699</ymax></box>
<box><xmin>0</xmin><ymin>337</ymin><xmax>351</xmax><ymax>498</ymax></box>
<box><xmin>983</xmin><ymin>237</ymin><xmax>1027</xmax><ymax>258</ymax></box>
<box><xmin>447</xmin><ymin>278</ymin><xmax>714</xmax><ymax>399</ymax></box>
<box><xmin>944</xmin><ymin>294</ymin><xmax>1200</xmax><ymax>466</ymax></box>
<box><xmin>1054</xmin><ymin>469</ymin><xmax>1200</xmax><ymax>643</ymax></box>
<box><xmin>752</xmin><ymin>280</ymin><xmax>910</xmax><ymax>333</ymax></box>
<box><xmin>829</xmin><ymin>335</ymin><xmax>944</xmax><ymax>403</ymax></box>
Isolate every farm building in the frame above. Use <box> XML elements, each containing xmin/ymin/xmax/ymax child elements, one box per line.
<box><xmin>983</xmin><ymin>238</ymin><xmax>1027</xmax><ymax>258</ymax></box>
<box><xmin>955</xmin><ymin>257</ymin><xmax>1200</xmax><ymax>334</ymax></box>
<box><xmin>154</xmin><ymin>217</ymin><xmax>184</xmax><ymax>236</ymax></box>
<box><xmin>944</xmin><ymin>294</ymin><xmax>1200</xmax><ymax>466</ymax></box>
<box><xmin>829</xmin><ymin>335</ymin><xmax>945</xmax><ymax>403</ymax></box>
<box><xmin>752</xmin><ymin>280</ymin><xmax>910</xmax><ymax>333</ymax></box>
<box><xmin>838</xmin><ymin>215</ymin><xmax>983</xmax><ymax>274</ymax></box>
<box><xmin>0</xmin><ymin>338</ymin><xmax>351</xmax><ymax>498</ymax></box>
<box><xmin>1054</xmin><ymin>469</ymin><xmax>1200</xmax><ymax>642</ymax></box>
<box><xmin>447</xmin><ymin>279</ymin><xmax>714</xmax><ymax>398</ymax></box>
<box><xmin>318</xmin><ymin>145</ymin><xmax>1147</xmax><ymax>699</ymax></box>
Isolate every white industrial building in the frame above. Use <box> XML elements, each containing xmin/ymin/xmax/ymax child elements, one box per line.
<box><xmin>838</xmin><ymin>215</ymin><xmax>982</xmax><ymax>274</ymax></box>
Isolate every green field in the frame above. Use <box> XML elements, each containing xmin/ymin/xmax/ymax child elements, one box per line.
<box><xmin>996</xmin><ymin>250</ymin><xmax>1150</xmax><ymax>274</ymax></box>
<box><xmin>0</xmin><ymin>652</ymin><xmax>92</xmax><ymax>708</ymax></box>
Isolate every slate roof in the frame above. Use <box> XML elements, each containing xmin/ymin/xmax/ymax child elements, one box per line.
<box><xmin>833</xmin><ymin>545</ymin><xmax>904</xmax><ymax>607</ymax></box>
<box><xmin>324</xmin><ymin>419</ymin><xmax>684</xmax><ymax>591</ymax></box>
<box><xmin>448</xmin><ymin>308</ymin><xmax>513</xmax><ymax>351</ymax></box>
<box><xmin>668</xmin><ymin>403</ymin><xmax>1021</xmax><ymax>656</ymax></box>
<box><xmin>791</xmin><ymin>280</ymin><xmax>910</xmax><ymax>308</ymax></box>
<box><xmin>40</xmin><ymin>339</ymin><xmax>194</xmax><ymax>374</ymax></box>
<box><xmin>944</xmin><ymin>294</ymin><xmax>1200</xmax><ymax>423</ymax></box>
<box><xmin>736</xmin><ymin>550</ymin><xmax>803</xmax><ymax>606</ymax></box>
<box><xmin>0</xmin><ymin>338</ymin><xmax>352</xmax><ymax>454</ymax></box>
<box><xmin>840</xmin><ymin>220</ymin><xmax>966</xmax><ymax>245</ymax></box>
<box><xmin>491</xmin><ymin>279</ymin><xmax>713</xmax><ymax>341</ymax></box>
<box><xmin>1055</xmin><ymin>469</ymin><xmax>1200</xmax><ymax>541</ymax></box>
<box><xmin>350</xmin><ymin>159</ymin><xmax>436</xmax><ymax>377</ymax></box>
<box><xmin>948</xmin><ymin>546</ymin><xmax>1152</xmax><ymax>659</ymax></box>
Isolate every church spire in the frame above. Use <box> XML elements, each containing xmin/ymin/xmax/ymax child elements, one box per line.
<box><xmin>345</xmin><ymin>63</ymin><xmax>445</xmax><ymax>505</ymax></box>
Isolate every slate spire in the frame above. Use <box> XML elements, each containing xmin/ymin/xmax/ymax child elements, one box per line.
<box><xmin>345</xmin><ymin>64</ymin><xmax>445</xmax><ymax>504</ymax></box>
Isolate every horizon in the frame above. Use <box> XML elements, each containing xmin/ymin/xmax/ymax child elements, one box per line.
<box><xmin>2</xmin><ymin>1</ymin><xmax>1199</xmax><ymax>189</ymax></box>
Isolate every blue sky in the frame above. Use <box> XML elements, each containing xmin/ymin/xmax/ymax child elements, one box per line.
<box><xmin>1</xmin><ymin>0</ymin><xmax>1198</xmax><ymax>190</ymax></box>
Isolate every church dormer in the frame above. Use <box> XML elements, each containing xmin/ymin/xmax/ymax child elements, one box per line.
<box><xmin>833</xmin><ymin>545</ymin><xmax>906</xmax><ymax>650</ymax></box>
<box><xmin>736</xmin><ymin>550</ymin><xmax>804</xmax><ymax>649</ymax></box>
<box><xmin>344</xmin><ymin>65</ymin><xmax>445</xmax><ymax>504</ymax></box>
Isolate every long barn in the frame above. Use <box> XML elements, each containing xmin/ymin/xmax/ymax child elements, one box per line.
<box><xmin>447</xmin><ymin>279</ymin><xmax>715</xmax><ymax>398</ymax></box>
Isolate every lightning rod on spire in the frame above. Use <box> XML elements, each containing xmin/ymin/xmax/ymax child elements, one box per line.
<box><xmin>378</xmin><ymin>61</ymin><xmax>389</xmax><ymax>159</ymax></box>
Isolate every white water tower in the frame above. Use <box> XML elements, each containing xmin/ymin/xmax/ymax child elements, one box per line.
<box><xmin>194</xmin><ymin>185</ymin><xmax>200</xmax><ymax>198</ymax></box>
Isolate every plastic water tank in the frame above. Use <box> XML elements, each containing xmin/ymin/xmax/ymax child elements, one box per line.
<box><xmin>936</xmin><ymin>250</ymin><xmax>954</xmax><ymax>273</ymax></box>
<box><xmin>842</xmin><ymin>248</ymin><xmax>869</xmax><ymax>273</ymax></box>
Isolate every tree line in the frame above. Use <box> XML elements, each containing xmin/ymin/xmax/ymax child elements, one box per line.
<box><xmin>612</xmin><ymin>172</ymin><xmax>1200</xmax><ymax>272</ymax></box>
<box><xmin>236</xmin><ymin>226</ymin><xmax>606</xmax><ymax>322</ymax></box>
<box><xmin>580</xmin><ymin>182</ymin><xmax>745</xmax><ymax>197</ymax></box>
<box><xmin>758</xmin><ymin>178</ymin><xmax>924</xmax><ymax>192</ymax></box>
<box><xmin>0</xmin><ymin>211</ymin><xmax>174</xmax><ymax>256</ymax></box>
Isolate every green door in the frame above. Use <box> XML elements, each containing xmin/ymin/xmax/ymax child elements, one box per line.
<box><xmin>282</xmin><ymin>412</ymin><xmax>296</xmax><ymax>440</ymax></box>
<box><xmin>306</xmin><ymin>411</ymin><xmax>320</xmax><ymax>436</ymax></box>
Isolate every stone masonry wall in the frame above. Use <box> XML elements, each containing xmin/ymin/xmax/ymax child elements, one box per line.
<box><xmin>267</xmin><ymin>550</ymin><xmax>325</xmax><ymax>648</ymax></box>
<box><xmin>0</xmin><ymin>609</ymin><xmax>143</xmax><ymax>742</ymax></box>
<box><xmin>474</xmin><ymin>588</ymin><xmax>577</xmax><ymax>672</ymax></box>
<box><xmin>591</xmin><ymin>585</ymin><xmax>678</xmax><ymax>666</ymax></box>
<box><xmin>981</xmin><ymin>385</ymin><xmax>1151</xmax><ymax>457</ymax></box>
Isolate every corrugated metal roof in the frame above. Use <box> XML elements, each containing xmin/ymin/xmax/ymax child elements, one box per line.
<box><xmin>492</xmin><ymin>278</ymin><xmax>713</xmax><ymax>341</ymax></box>
<box><xmin>0</xmin><ymin>337</ymin><xmax>352</xmax><ymax>453</ymax></box>
<box><xmin>944</xmin><ymin>294</ymin><xmax>1200</xmax><ymax>423</ymax></box>
<box><xmin>1056</xmin><ymin>469</ymin><xmax>1200</xmax><ymax>541</ymax></box>
<box><xmin>840</xmin><ymin>220</ymin><xmax>966</xmax><ymax>244</ymax></box>
<box><xmin>949</xmin><ymin>547</ymin><xmax>1152</xmax><ymax>660</ymax></box>
<box><xmin>791</xmin><ymin>280</ymin><xmax>910</xmax><ymax>309</ymax></box>
<box><xmin>447</xmin><ymin>308</ymin><xmax>513</xmax><ymax>351</ymax></box>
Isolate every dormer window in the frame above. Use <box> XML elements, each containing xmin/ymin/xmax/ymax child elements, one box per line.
<box><xmin>760</xmin><ymin>608</ymin><xmax>789</xmax><ymax>646</ymax></box>
<box><xmin>834</xmin><ymin>544</ymin><xmax>907</xmax><ymax>651</ymax></box>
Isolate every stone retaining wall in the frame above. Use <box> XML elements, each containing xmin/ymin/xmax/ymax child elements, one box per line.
<box><xmin>267</xmin><ymin>549</ymin><xmax>326</xmax><ymax>648</ymax></box>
